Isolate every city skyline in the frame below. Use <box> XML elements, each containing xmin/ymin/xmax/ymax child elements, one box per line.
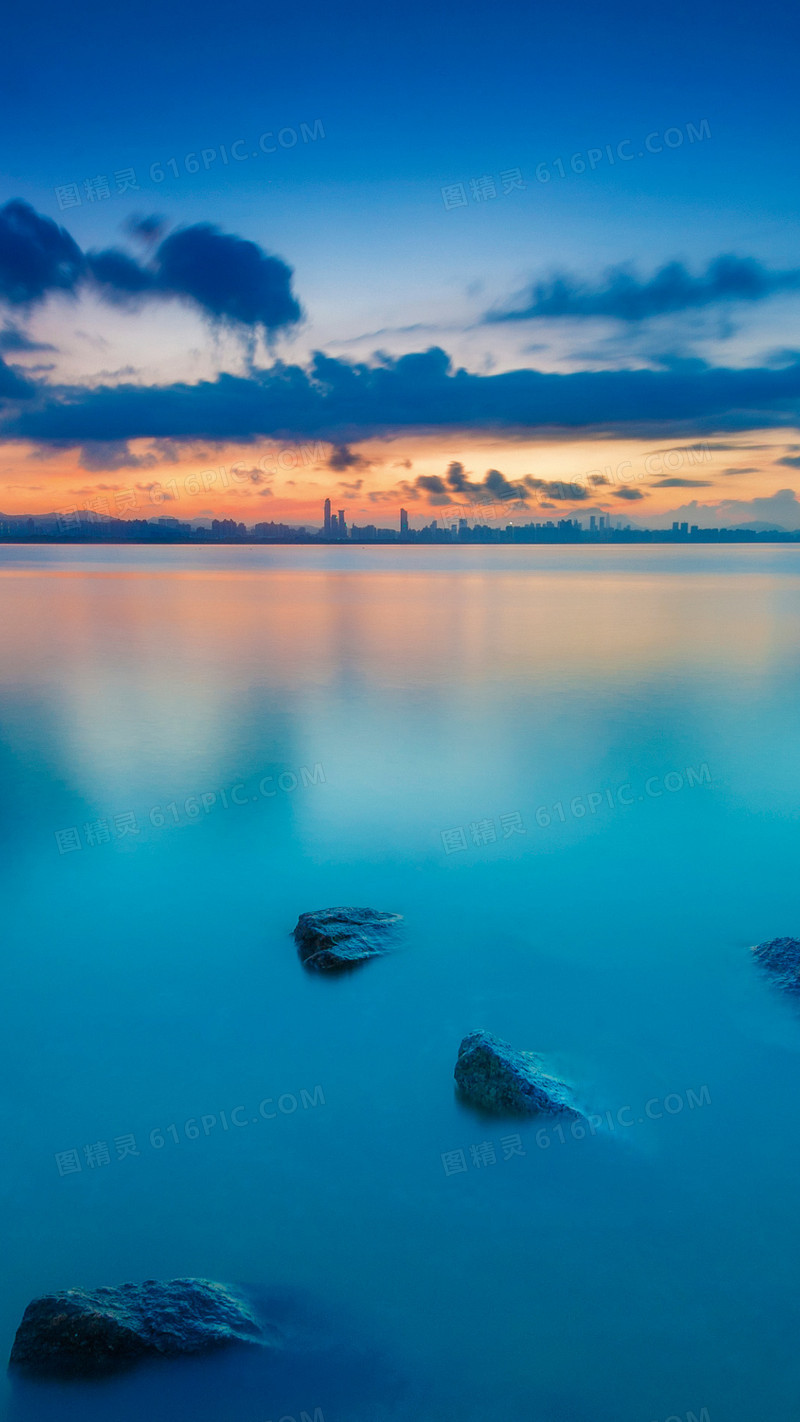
<box><xmin>3</xmin><ymin>492</ymin><xmax>799</xmax><ymax>543</ymax></box>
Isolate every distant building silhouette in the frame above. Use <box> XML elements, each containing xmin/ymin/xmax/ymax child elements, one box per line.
<box><xmin>400</xmin><ymin>507</ymin><xmax>408</xmax><ymax>535</ymax></box>
<box><xmin>324</xmin><ymin>498</ymin><xmax>332</xmax><ymax>536</ymax></box>
<box><xmin>338</xmin><ymin>509</ymin><xmax>346</xmax><ymax>538</ymax></box>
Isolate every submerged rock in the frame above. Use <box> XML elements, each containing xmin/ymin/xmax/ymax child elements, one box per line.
<box><xmin>293</xmin><ymin>906</ymin><xmax>402</xmax><ymax>971</ymax></box>
<box><xmin>9</xmin><ymin>1278</ymin><xmax>267</xmax><ymax>1380</ymax></box>
<box><xmin>752</xmin><ymin>936</ymin><xmax>800</xmax><ymax>992</ymax></box>
<box><xmin>454</xmin><ymin>1030</ymin><xmax>581</xmax><ymax>1117</ymax></box>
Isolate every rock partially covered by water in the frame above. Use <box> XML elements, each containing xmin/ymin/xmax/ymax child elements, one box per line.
<box><xmin>454</xmin><ymin>1030</ymin><xmax>581</xmax><ymax>1117</ymax></box>
<box><xmin>752</xmin><ymin>936</ymin><xmax>800</xmax><ymax>992</ymax></box>
<box><xmin>9</xmin><ymin>1279</ymin><xmax>267</xmax><ymax>1380</ymax></box>
<box><xmin>293</xmin><ymin>906</ymin><xmax>402</xmax><ymax>971</ymax></box>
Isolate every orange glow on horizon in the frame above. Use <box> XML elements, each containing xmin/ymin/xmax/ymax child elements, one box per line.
<box><xmin>0</xmin><ymin>430</ymin><xmax>795</xmax><ymax>527</ymax></box>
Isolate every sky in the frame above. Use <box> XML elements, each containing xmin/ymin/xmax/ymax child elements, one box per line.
<box><xmin>1</xmin><ymin>0</ymin><xmax>800</xmax><ymax>530</ymax></box>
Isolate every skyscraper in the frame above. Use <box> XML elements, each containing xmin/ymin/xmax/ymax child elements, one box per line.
<box><xmin>400</xmin><ymin>508</ymin><xmax>408</xmax><ymax>535</ymax></box>
<box><xmin>324</xmin><ymin>497</ymin><xmax>331</xmax><ymax>537</ymax></box>
<box><xmin>338</xmin><ymin>510</ymin><xmax>347</xmax><ymax>538</ymax></box>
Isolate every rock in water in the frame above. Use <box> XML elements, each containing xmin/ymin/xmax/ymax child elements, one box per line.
<box><xmin>9</xmin><ymin>1278</ymin><xmax>267</xmax><ymax>1380</ymax></box>
<box><xmin>752</xmin><ymin>936</ymin><xmax>800</xmax><ymax>992</ymax></box>
<box><xmin>293</xmin><ymin>906</ymin><xmax>402</xmax><ymax>971</ymax></box>
<box><xmin>454</xmin><ymin>1030</ymin><xmax>581</xmax><ymax>1117</ymax></box>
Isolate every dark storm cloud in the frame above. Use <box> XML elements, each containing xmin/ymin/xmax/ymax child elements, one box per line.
<box><xmin>489</xmin><ymin>256</ymin><xmax>800</xmax><ymax>324</ymax></box>
<box><xmin>0</xmin><ymin>201</ymin><xmax>301</xmax><ymax>336</ymax></box>
<box><xmin>4</xmin><ymin>346</ymin><xmax>800</xmax><ymax>450</ymax></box>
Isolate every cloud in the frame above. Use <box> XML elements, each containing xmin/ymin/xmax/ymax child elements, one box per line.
<box><xmin>6</xmin><ymin>346</ymin><xmax>800</xmax><ymax>451</ymax></box>
<box><xmin>152</xmin><ymin>224</ymin><xmax>301</xmax><ymax>331</ymax></box>
<box><xmin>720</xmin><ymin>465</ymin><xmax>759</xmax><ymax>474</ymax></box>
<box><xmin>328</xmin><ymin>443</ymin><xmax>369</xmax><ymax>471</ymax></box>
<box><xmin>123</xmin><ymin>214</ymin><xmax>168</xmax><ymax>245</ymax></box>
<box><xmin>0</xmin><ymin>201</ymin><xmax>83</xmax><ymax>306</ymax></box>
<box><xmin>370</xmin><ymin>463</ymin><xmax>577</xmax><ymax>511</ymax></box>
<box><xmin>651</xmin><ymin>488</ymin><xmax>800</xmax><ymax>530</ymax></box>
<box><xmin>522</xmin><ymin>476</ymin><xmax>589</xmax><ymax>502</ymax></box>
<box><xmin>77</xmin><ymin>441</ymin><xmax>160</xmax><ymax>472</ymax></box>
<box><xmin>415</xmin><ymin>473</ymin><xmax>452</xmax><ymax>504</ymax></box>
<box><xmin>86</xmin><ymin>249</ymin><xmax>156</xmax><ymax>300</ymax></box>
<box><xmin>0</xmin><ymin>355</ymin><xmax>33</xmax><ymax>401</ymax></box>
<box><xmin>777</xmin><ymin>455</ymin><xmax>800</xmax><ymax>468</ymax></box>
<box><xmin>0</xmin><ymin>321</ymin><xmax>56</xmax><ymax>353</ymax></box>
<box><xmin>135</xmin><ymin>480</ymin><xmax>175</xmax><ymax>500</ymax></box>
<box><xmin>613</xmin><ymin>487</ymin><xmax>647</xmax><ymax>500</ymax></box>
<box><xmin>650</xmin><ymin>476</ymin><xmax>714</xmax><ymax>487</ymax></box>
<box><xmin>0</xmin><ymin>200</ymin><xmax>301</xmax><ymax>336</ymax></box>
<box><xmin>490</xmin><ymin>255</ymin><xmax>800</xmax><ymax>324</ymax></box>
<box><xmin>230</xmin><ymin>465</ymin><xmax>267</xmax><ymax>484</ymax></box>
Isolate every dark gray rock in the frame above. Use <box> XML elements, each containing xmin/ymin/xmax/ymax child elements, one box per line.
<box><xmin>293</xmin><ymin>906</ymin><xmax>402</xmax><ymax>972</ymax></box>
<box><xmin>8</xmin><ymin>1278</ymin><xmax>268</xmax><ymax>1380</ymax></box>
<box><xmin>454</xmin><ymin>1030</ymin><xmax>581</xmax><ymax>1117</ymax></box>
<box><xmin>752</xmin><ymin>936</ymin><xmax>800</xmax><ymax>992</ymax></box>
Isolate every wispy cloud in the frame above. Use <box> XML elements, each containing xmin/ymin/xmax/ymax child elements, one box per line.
<box><xmin>488</xmin><ymin>256</ymin><xmax>800</xmax><ymax>324</ymax></box>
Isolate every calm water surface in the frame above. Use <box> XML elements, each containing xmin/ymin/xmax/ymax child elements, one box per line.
<box><xmin>2</xmin><ymin>544</ymin><xmax>800</xmax><ymax>1422</ymax></box>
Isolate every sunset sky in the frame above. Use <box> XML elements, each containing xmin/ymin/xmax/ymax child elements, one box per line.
<box><xmin>2</xmin><ymin>0</ymin><xmax>800</xmax><ymax>529</ymax></box>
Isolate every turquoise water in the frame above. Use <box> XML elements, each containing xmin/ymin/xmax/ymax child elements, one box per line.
<box><xmin>2</xmin><ymin>544</ymin><xmax>800</xmax><ymax>1421</ymax></box>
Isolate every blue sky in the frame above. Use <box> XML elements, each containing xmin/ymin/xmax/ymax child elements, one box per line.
<box><xmin>1</xmin><ymin>0</ymin><xmax>800</xmax><ymax>527</ymax></box>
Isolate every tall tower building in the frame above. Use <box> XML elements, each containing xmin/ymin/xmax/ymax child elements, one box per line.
<box><xmin>400</xmin><ymin>508</ymin><xmax>409</xmax><ymax>536</ymax></box>
<box><xmin>338</xmin><ymin>509</ymin><xmax>346</xmax><ymax>538</ymax></box>
<box><xmin>324</xmin><ymin>498</ymin><xmax>332</xmax><ymax>537</ymax></box>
